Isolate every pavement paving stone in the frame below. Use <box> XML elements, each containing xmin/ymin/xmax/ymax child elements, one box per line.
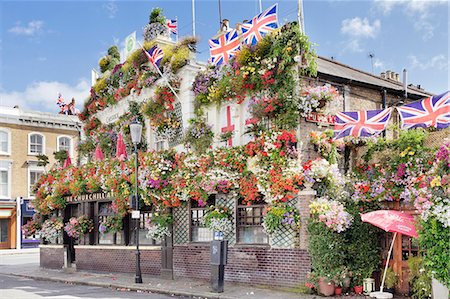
<box><xmin>0</xmin><ymin>264</ymin><xmax>400</xmax><ymax>299</ymax></box>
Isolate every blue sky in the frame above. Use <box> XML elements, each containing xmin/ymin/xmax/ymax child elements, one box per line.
<box><xmin>0</xmin><ymin>0</ymin><xmax>448</xmax><ymax>113</ymax></box>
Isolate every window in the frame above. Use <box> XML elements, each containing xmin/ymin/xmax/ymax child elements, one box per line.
<box><xmin>98</xmin><ymin>202</ymin><xmax>122</xmax><ymax>245</ymax></box>
<box><xmin>237</xmin><ymin>198</ymin><xmax>268</xmax><ymax>244</ymax></box>
<box><xmin>28</xmin><ymin>133</ymin><xmax>44</xmax><ymax>155</ymax></box>
<box><xmin>57</xmin><ymin>136</ymin><xmax>72</xmax><ymax>156</ymax></box>
<box><xmin>28</xmin><ymin>168</ymin><xmax>44</xmax><ymax>198</ymax></box>
<box><xmin>130</xmin><ymin>209</ymin><xmax>160</xmax><ymax>245</ymax></box>
<box><xmin>0</xmin><ymin>129</ymin><xmax>11</xmax><ymax>155</ymax></box>
<box><xmin>0</xmin><ymin>161</ymin><xmax>11</xmax><ymax>198</ymax></box>
<box><xmin>190</xmin><ymin>196</ymin><xmax>215</xmax><ymax>242</ymax></box>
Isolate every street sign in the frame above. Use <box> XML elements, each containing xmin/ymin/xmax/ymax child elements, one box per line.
<box><xmin>131</xmin><ymin>210</ymin><xmax>140</xmax><ymax>219</ymax></box>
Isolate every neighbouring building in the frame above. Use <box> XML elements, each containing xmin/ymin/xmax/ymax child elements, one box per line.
<box><xmin>0</xmin><ymin>106</ymin><xmax>81</xmax><ymax>249</ymax></box>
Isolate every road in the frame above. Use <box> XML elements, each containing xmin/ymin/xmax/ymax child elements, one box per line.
<box><xmin>0</xmin><ymin>274</ymin><xmax>186</xmax><ymax>298</ymax></box>
<box><xmin>0</xmin><ymin>251</ymin><xmax>186</xmax><ymax>299</ymax></box>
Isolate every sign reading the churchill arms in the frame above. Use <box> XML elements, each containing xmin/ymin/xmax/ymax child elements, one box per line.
<box><xmin>66</xmin><ymin>192</ymin><xmax>113</xmax><ymax>203</ymax></box>
<box><xmin>305</xmin><ymin>112</ymin><xmax>336</xmax><ymax>126</ymax></box>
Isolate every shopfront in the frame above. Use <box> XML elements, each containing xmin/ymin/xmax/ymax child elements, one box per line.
<box><xmin>21</xmin><ymin>199</ymin><xmax>39</xmax><ymax>248</ymax></box>
<box><xmin>0</xmin><ymin>200</ymin><xmax>17</xmax><ymax>249</ymax></box>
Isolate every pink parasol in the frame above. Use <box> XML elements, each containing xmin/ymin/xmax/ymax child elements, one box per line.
<box><xmin>115</xmin><ymin>133</ymin><xmax>127</xmax><ymax>160</ymax></box>
<box><xmin>361</xmin><ymin>210</ymin><xmax>418</xmax><ymax>299</ymax></box>
<box><xmin>94</xmin><ymin>144</ymin><xmax>104</xmax><ymax>161</ymax></box>
<box><xmin>361</xmin><ymin>210</ymin><xmax>418</xmax><ymax>238</ymax></box>
<box><xmin>63</xmin><ymin>151</ymin><xmax>72</xmax><ymax>168</ymax></box>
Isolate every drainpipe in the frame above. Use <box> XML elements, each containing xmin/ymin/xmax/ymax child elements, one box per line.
<box><xmin>382</xmin><ymin>89</ymin><xmax>387</xmax><ymax>137</ymax></box>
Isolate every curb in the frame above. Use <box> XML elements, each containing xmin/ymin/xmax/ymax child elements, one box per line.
<box><xmin>5</xmin><ymin>272</ymin><xmax>236</xmax><ymax>299</ymax></box>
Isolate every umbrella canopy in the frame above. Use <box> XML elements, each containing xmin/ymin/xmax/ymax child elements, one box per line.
<box><xmin>115</xmin><ymin>133</ymin><xmax>127</xmax><ymax>160</ymax></box>
<box><xmin>63</xmin><ymin>151</ymin><xmax>72</xmax><ymax>168</ymax></box>
<box><xmin>361</xmin><ymin>210</ymin><xmax>418</xmax><ymax>238</ymax></box>
<box><xmin>94</xmin><ymin>144</ymin><xmax>104</xmax><ymax>161</ymax></box>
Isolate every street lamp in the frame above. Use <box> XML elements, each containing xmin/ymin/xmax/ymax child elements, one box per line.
<box><xmin>130</xmin><ymin>120</ymin><xmax>143</xmax><ymax>284</ymax></box>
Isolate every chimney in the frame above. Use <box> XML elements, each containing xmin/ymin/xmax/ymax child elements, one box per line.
<box><xmin>403</xmin><ymin>69</ymin><xmax>408</xmax><ymax>98</ymax></box>
<box><xmin>380</xmin><ymin>72</ymin><xmax>386</xmax><ymax>79</ymax></box>
<box><xmin>394</xmin><ymin>73</ymin><xmax>399</xmax><ymax>82</ymax></box>
<box><xmin>386</xmin><ymin>70</ymin><xmax>392</xmax><ymax>80</ymax></box>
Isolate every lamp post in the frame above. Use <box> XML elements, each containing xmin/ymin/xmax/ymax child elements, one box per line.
<box><xmin>130</xmin><ymin>120</ymin><xmax>143</xmax><ymax>284</ymax></box>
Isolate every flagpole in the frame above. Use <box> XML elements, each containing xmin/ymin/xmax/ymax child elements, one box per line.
<box><xmin>137</xmin><ymin>41</ymin><xmax>181</xmax><ymax>103</ymax></box>
<box><xmin>259</xmin><ymin>0</ymin><xmax>262</xmax><ymax>13</ymax></box>
<box><xmin>192</xmin><ymin>0</ymin><xmax>196</xmax><ymax>36</ymax></box>
<box><xmin>298</xmin><ymin>0</ymin><xmax>305</xmax><ymax>34</ymax></box>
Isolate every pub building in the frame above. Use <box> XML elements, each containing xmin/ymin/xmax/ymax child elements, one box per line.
<box><xmin>39</xmin><ymin>51</ymin><xmax>432</xmax><ymax>292</ymax></box>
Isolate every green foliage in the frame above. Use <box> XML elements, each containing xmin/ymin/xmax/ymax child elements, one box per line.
<box><xmin>36</xmin><ymin>154</ymin><xmax>49</xmax><ymax>167</ymax></box>
<box><xmin>263</xmin><ymin>203</ymin><xmax>299</xmax><ymax>235</ymax></box>
<box><xmin>149</xmin><ymin>7</ymin><xmax>165</xmax><ymax>24</ymax></box>
<box><xmin>419</xmin><ymin>217</ymin><xmax>450</xmax><ymax>288</ymax></box>
<box><xmin>53</xmin><ymin>150</ymin><xmax>68</xmax><ymax>164</ymax></box>
<box><xmin>151</xmin><ymin>212</ymin><xmax>173</xmax><ymax>227</ymax></box>
<box><xmin>408</xmin><ymin>256</ymin><xmax>432</xmax><ymax>299</ymax></box>
<box><xmin>307</xmin><ymin>220</ymin><xmax>347</xmax><ymax>275</ymax></box>
<box><xmin>108</xmin><ymin>45</ymin><xmax>120</xmax><ymax>60</ymax></box>
<box><xmin>384</xmin><ymin>267</ymin><xmax>398</xmax><ymax>288</ymax></box>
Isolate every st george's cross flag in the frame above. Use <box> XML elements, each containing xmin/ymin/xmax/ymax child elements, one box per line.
<box><xmin>241</xmin><ymin>3</ymin><xmax>278</xmax><ymax>45</ymax></box>
<box><xmin>208</xmin><ymin>29</ymin><xmax>241</xmax><ymax>65</ymax></box>
<box><xmin>144</xmin><ymin>45</ymin><xmax>164</xmax><ymax>68</ymax></box>
<box><xmin>166</xmin><ymin>19</ymin><xmax>178</xmax><ymax>35</ymax></box>
<box><xmin>397</xmin><ymin>91</ymin><xmax>450</xmax><ymax>130</ymax></box>
<box><xmin>333</xmin><ymin>108</ymin><xmax>393</xmax><ymax>139</ymax></box>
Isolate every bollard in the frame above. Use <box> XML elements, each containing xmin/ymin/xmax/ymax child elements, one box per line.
<box><xmin>210</xmin><ymin>235</ymin><xmax>228</xmax><ymax>293</ymax></box>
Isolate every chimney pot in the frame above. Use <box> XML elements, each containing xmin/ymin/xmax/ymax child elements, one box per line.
<box><xmin>380</xmin><ymin>72</ymin><xmax>386</xmax><ymax>79</ymax></box>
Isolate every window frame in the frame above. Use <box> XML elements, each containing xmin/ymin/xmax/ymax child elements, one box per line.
<box><xmin>0</xmin><ymin>160</ymin><xmax>12</xmax><ymax>199</ymax></box>
<box><xmin>236</xmin><ymin>199</ymin><xmax>268</xmax><ymax>245</ymax></box>
<box><xmin>189</xmin><ymin>196</ymin><xmax>216</xmax><ymax>243</ymax></box>
<box><xmin>96</xmin><ymin>201</ymin><xmax>124</xmax><ymax>245</ymax></box>
<box><xmin>0</xmin><ymin>128</ymin><xmax>11</xmax><ymax>156</ymax></box>
<box><xmin>27</xmin><ymin>166</ymin><xmax>44</xmax><ymax>198</ymax></box>
<box><xmin>28</xmin><ymin>132</ymin><xmax>45</xmax><ymax>155</ymax></box>
<box><xmin>57</xmin><ymin>135</ymin><xmax>73</xmax><ymax>157</ymax></box>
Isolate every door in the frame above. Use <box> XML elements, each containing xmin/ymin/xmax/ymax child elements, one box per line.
<box><xmin>63</xmin><ymin>204</ymin><xmax>79</xmax><ymax>263</ymax></box>
<box><xmin>0</xmin><ymin>218</ymin><xmax>10</xmax><ymax>249</ymax></box>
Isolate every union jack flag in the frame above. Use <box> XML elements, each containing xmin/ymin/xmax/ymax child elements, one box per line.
<box><xmin>397</xmin><ymin>91</ymin><xmax>450</xmax><ymax>130</ymax></box>
<box><xmin>334</xmin><ymin>108</ymin><xmax>392</xmax><ymax>139</ymax></box>
<box><xmin>208</xmin><ymin>29</ymin><xmax>241</xmax><ymax>66</ymax></box>
<box><xmin>144</xmin><ymin>45</ymin><xmax>164</xmax><ymax>67</ymax></box>
<box><xmin>56</xmin><ymin>93</ymin><xmax>65</xmax><ymax>108</ymax></box>
<box><xmin>166</xmin><ymin>19</ymin><xmax>177</xmax><ymax>35</ymax></box>
<box><xmin>241</xmin><ymin>3</ymin><xmax>278</xmax><ymax>45</ymax></box>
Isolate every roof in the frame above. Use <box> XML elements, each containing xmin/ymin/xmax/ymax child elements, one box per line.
<box><xmin>316</xmin><ymin>56</ymin><xmax>433</xmax><ymax>99</ymax></box>
<box><xmin>0</xmin><ymin>106</ymin><xmax>81</xmax><ymax>130</ymax></box>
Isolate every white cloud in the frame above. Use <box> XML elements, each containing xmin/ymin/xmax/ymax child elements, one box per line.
<box><xmin>104</xmin><ymin>1</ymin><xmax>118</xmax><ymax>19</ymax></box>
<box><xmin>37</xmin><ymin>57</ymin><xmax>47</xmax><ymax>62</ymax></box>
<box><xmin>8</xmin><ymin>20</ymin><xmax>44</xmax><ymax>36</ymax></box>
<box><xmin>374</xmin><ymin>0</ymin><xmax>447</xmax><ymax>40</ymax></box>
<box><xmin>408</xmin><ymin>54</ymin><xmax>449</xmax><ymax>71</ymax></box>
<box><xmin>373</xmin><ymin>58</ymin><xmax>385</xmax><ymax>70</ymax></box>
<box><xmin>342</xmin><ymin>40</ymin><xmax>363</xmax><ymax>53</ymax></box>
<box><xmin>0</xmin><ymin>79</ymin><xmax>90</xmax><ymax>113</ymax></box>
<box><xmin>341</xmin><ymin>17</ymin><xmax>381</xmax><ymax>38</ymax></box>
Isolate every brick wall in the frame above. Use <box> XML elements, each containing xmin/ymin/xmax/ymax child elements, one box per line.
<box><xmin>174</xmin><ymin>244</ymin><xmax>311</xmax><ymax>287</ymax></box>
<box><xmin>74</xmin><ymin>246</ymin><xmax>161</xmax><ymax>275</ymax></box>
<box><xmin>40</xmin><ymin>245</ymin><xmax>65</xmax><ymax>269</ymax></box>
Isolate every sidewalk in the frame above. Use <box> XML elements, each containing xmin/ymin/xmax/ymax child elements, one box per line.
<box><xmin>0</xmin><ymin>248</ymin><xmax>39</xmax><ymax>255</ymax></box>
<box><xmin>0</xmin><ymin>263</ymin><xmax>378</xmax><ymax>299</ymax></box>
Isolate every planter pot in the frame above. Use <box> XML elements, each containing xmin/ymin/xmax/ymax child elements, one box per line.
<box><xmin>319</xmin><ymin>278</ymin><xmax>335</xmax><ymax>296</ymax></box>
<box><xmin>354</xmin><ymin>285</ymin><xmax>363</xmax><ymax>294</ymax></box>
<box><xmin>432</xmin><ymin>278</ymin><xmax>449</xmax><ymax>299</ymax></box>
<box><xmin>363</xmin><ymin>278</ymin><xmax>375</xmax><ymax>294</ymax></box>
<box><xmin>335</xmin><ymin>287</ymin><xmax>342</xmax><ymax>296</ymax></box>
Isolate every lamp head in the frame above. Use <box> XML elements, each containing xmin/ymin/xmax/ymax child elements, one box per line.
<box><xmin>130</xmin><ymin>120</ymin><xmax>143</xmax><ymax>144</ymax></box>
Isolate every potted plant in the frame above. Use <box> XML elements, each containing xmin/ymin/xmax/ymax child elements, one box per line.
<box><xmin>318</xmin><ymin>272</ymin><xmax>336</xmax><ymax>297</ymax></box>
<box><xmin>144</xmin><ymin>211</ymin><xmax>173</xmax><ymax>242</ymax></box>
<box><xmin>64</xmin><ymin>215</ymin><xmax>93</xmax><ymax>239</ymax></box>
<box><xmin>202</xmin><ymin>205</ymin><xmax>233</xmax><ymax>235</ymax></box>
<box><xmin>352</xmin><ymin>271</ymin><xmax>364</xmax><ymax>295</ymax></box>
<box><xmin>384</xmin><ymin>267</ymin><xmax>398</xmax><ymax>294</ymax></box>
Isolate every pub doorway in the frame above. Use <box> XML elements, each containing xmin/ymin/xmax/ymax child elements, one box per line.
<box><xmin>64</xmin><ymin>203</ymin><xmax>79</xmax><ymax>264</ymax></box>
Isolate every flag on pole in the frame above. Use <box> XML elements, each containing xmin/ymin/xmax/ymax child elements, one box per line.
<box><xmin>166</xmin><ymin>19</ymin><xmax>178</xmax><ymax>35</ymax></box>
<box><xmin>56</xmin><ymin>93</ymin><xmax>65</xmax><ymax>108</ymax></box>
<box><xmin>333</xmin><ymin>108</ymin><xmax>392</xmax><ymax>139</ymax></box>
<box><xmin>208</xmin><ymin>29</ymin><xmax>241</xmax><ymax>65</ymax></box>
<box><xmin>144</xmin><ymin>45</ymin><xmax>164</xmax><ymax>67</ymax></box>
<box><xmin>397</xmin><ymin>91</ymin><xmax>450</xmax><ymax>130</ymax></box>
<box><xmin>124</xmin><ymin>31</ymin><xmax>136</xmax><ymax>59</ymax></box>
<box><xmin>241</xmin><ymin>3</ymin><xmax>278</xmax><ymax>45</ymax></box>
